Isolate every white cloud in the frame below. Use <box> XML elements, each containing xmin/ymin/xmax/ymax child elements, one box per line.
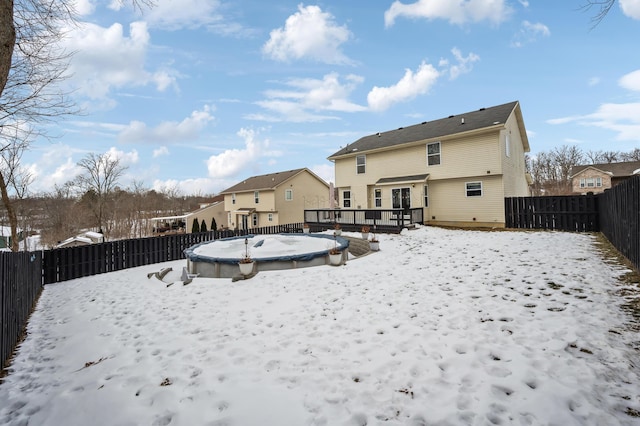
<box><xmin>72</xmin><ymin>0</ymin><xmax>96</xmax><ymax>15</ymax></box>
<box><xmin>142</xmin><ymin>0</ymin><xmax>238</xmax><ymax>33</ymax></box>
<box><xmin>263</xmin><ymin>4</ymin><xmax>353</xmax><ymax>64</ymax></box>
<box><xmin>105</xmin><ymin>147</ymin><xmax>140</xmax><ymax>166</ymax></box>
<box><xmin>311</xmin><ymin>164</ymin><xmax>334</xmax><ymax>185</ymax></box>
<box><xmin>548</xmin><ymin>103</ymin><xmax>640</xmax><ymax>141</ymax></box>
<box><xmin>251</xmin><ymin>73</ymin><xmax>366</xmax><ymax>122</ymax></box>
<box><xmin>619</xmin><ymin>69</ymin><xmax>640</xmax><ymax>91</ymax></box>
<box><xmin>511</xmin><ymin>20</ymin><xmax>550</xmax><ymax>48</ymax></box>
<box><xmin>152</xmin><ymin>177</ymin><xmax>223</xmax><ymax>196</ymax></box>
<box><xmin>448</xmin><ymin>48</ymin><xmax>480</xmax><ymax>80</ymax></box>
<box><xmin>50</xmin><ymin>158</ymin><xmax>81</xmax><ymax>188</ymax></box>
<box><xmin>153</xmin><ymin>146</ymin><xmax>170</xmax><ymax>158</ymax></box>
<box><xmin>206</xmin><ymin>128</ymin><xmax>270</xmax><ymax>179</ymax></box>
<box><xmin>620</xmin><ymin>0</ymin><xmax>640</xmax><ymax>20</ymax></box>
<box><xmin>64</xmin><ymin>21</ymin><xmax>178</xmax><ymax>100</ymax></box>
<box><xmin>118</xmin><ymin>105</ymin><xmax>215</xmax><ymax>143</ymax></box>
<box><xmin>384</xmin><ymin>0</ymin><xmax>511</xmax><ymax>27</ymax></box>
<box><xmin>367</xmin><ymin>61</ymin><xmax>440</xmax><ymax>112</ymax></box>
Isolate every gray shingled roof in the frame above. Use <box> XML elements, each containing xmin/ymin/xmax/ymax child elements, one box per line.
<box><xmin>219</xmin><ymin>168</ymin><xmax>312</xmax><ymax>194</ymax></box>
<box><xmin>570</xmin><ymin>161</ymin><xmax>640</xmax><ymax>178</ymax></box>
<box><xmin>328</xmin><ymin>101</ymin><xmax>521</xmax><ymax>159</ymax></box>
<box><xmin>376</xmin><ymin>174</ymin><xmax>429</xmax><ymax>184</ymax></box>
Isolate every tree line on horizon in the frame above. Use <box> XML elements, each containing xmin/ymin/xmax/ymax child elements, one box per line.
<box><xmin>526</xmin><ymin>146</ymin><xmax>640</xmax><ymax>196</ymax></box>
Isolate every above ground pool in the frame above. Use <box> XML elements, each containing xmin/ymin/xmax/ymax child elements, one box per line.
<box><xmin>184</xmin><ymin>233</ymin><xmax>350</xmax><ymax>278</ymax></box>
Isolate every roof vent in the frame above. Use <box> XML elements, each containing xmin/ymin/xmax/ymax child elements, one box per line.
<box><xmin>493</xmin><ymin>121</ymin><xmax>500</xmax><ymax>125</ymax></box>
<box><xmin>376</xmin><ymin>132</ymin><xmax>381</xmax><ymax>136</ymax></box>
<box><xmin>461</xmin><ymin>117</ymin><xmax>465</xmax><ymax>124</ymax></box>
<box><xmin>479</xmin><ymin>107</ymin><xmax>486</xmax><ymax>111</ymax></box>
<box><xmin>398</xmin><ymin>127</ymin><xmax>403</xmax><ymax>130</ymax></box>
<box><xmin>421</xmin><ymin>121</ymin><xmax>427</xmax><ymax>125</ymax></box>
<box><xmin>448</xmin><ymin>115</ymin><xmax>454</xmax><ymax>118</ymax></box>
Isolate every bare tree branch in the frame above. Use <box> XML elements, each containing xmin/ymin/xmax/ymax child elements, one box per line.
<box><xmin>580</xmin><ymin>0</ymin><xmax>617</xmax><ymax>29</ymax></box>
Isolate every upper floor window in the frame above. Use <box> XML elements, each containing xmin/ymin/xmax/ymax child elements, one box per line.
<box><xmin>466</xmin><ymin>181</ymin><xmax>482</xmax><ymax>197</ymax></box>
<box><xmin>356</xmin><ymin>155</ymin><xmax>366</xmax><ymax>174</ymax></box>
<box><xmin>505</xmin><ymin>134</ymin><xmax>511</xmax><ymax>158</ymax></box>
<box><xmin>580</xmin><ymin>177</ymin><xmax>602</xmax><ymax>188</ymax></box>
<box><xmin>427</xmin><ymin>142</ymin><xmax>441</xmax><ymax>166</ymax></box>
<box><xmin>374</xmin><ymin>188</ymin><xmax>382</xmax><ymax>208</ymax></box>
<box><xmin>231</xmin><ymin>193</ymin><xmax>236</xmax><ymax>204</ymax></box>
<box><xmin>254</xmin><ymin>191</ymin><xmax>259</xmax><ymax>204</ymax></box>
<box><xmin>342</xmin><ymin>190</ymin><xmax>351</xmax><ymax>208</ymax></box>
<box><xmin>285</xmin><ymin>189</ymin><xmax>293</xmax><ymax>201</ymax></box>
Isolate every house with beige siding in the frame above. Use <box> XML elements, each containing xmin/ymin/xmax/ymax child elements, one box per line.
<box><xmin>570</xmin><ymin>161</ymin><xmax>640</xmax><ymax>194</ymax></box>
<box><xmin>327</xmin><ymin>101</ymin><xmax>531</xmax><ymax>228</ymax></box>
<box><xmin>219</xmin><ymin>168</ymin><xmax>330</xmax><ymax>230</ymax></box>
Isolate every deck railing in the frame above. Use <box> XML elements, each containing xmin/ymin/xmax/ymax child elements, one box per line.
<box><xmin>303</xmin><ymin>208</ymin><xmax>423</xmax><ymax>233</ymax></box>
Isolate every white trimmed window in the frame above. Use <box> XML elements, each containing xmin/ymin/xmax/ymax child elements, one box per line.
<box><xmin>427</xmin><ymin>142</ymin><xmax>441</xmax><ymax>166</ymax></box>
<box><xmin>374</xmin><ymin>188</ymin><xmax>382</xmax><ymax>208</ymax></box>
<box><xmin>580</xmin><ymin>177</ymin><xmax>602</xmax><ymax>188</ymax></box>
<box><xmin>252</xmin><ymin>213</ymin><xmax>258</xmax><ymax>227</ymax></box>
<box><xmin>342</xmin><ymin>190</ymin><xmax>351</xmax><ymax>208</ymax></box>
<box><xmin>466</xmin><ymin>181</ymin><xmax>482</xmax><ymax>197</ymax></box>
<box><xmin>268</xmin><ymin>213</ymin><xmax>273</xmax><ymax>222</ymax></box>
<box><xmin>424</xmin><ymin>185</ymin><xmax>429</xmax><ymax>207</ymax></box>
<box><xmin>231</xmin><ymin>193</ymin><xmax>236</xmax><ymax>204</ymax></box>
<box><xmin>356</xmin><ymin>155</ymin><xmax>366</xmax><ymax>174</ymax></box>
<box><xmin>285</xmin><ymin>189</ymin><xmax>293</xmax><ymax>201</ymax></box>
<box><xmin>254</xmin><ymin>191</ymin><xmax>259</xmax><ymax>204</ymax></box>
<box><xmin>505</xmin><ymin>134</ymin><xmax>511</xmax><ymax>157</ymax></box>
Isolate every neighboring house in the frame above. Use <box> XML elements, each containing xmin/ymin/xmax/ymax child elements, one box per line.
<box><xmin>220</xmin><ymin>168</ymin><xmax>330</xmax><ymax>230</ymax></box>
<box><xmin>186</xmin><ymin>196</ymin><xmax>228</xmax><ymax>233</ymax></box>
<box><xmin>0</xmin><ymin>226</ymin><xmax>23</xmax><ymax>250</ymax></box>
<box><xmin>570</xmin><ymin>161</ymin><xmax>640</xmax><ymax>194</ymax></box>
<box><xmin>327</xmin><ymin>101</ymin><xmax>531</xmax><ymax>228</ymax></box>
<box><xmin>55</xmin><ymin>231</ymin><xmax>104</xmax><ymax>249</ymax></box>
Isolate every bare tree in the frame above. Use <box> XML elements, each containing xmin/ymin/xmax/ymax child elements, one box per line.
<box><xmin>528</xmin><ymin>145</ymin><xmax>585</xmax><ymax>195</ymax></box>
<box><xmin>580</xmin><ymin>0</ymin><xmax>617</xmax><ymax>28</ymax></box>
<box><xmin>39</xmin><ymin>184</ymin><xmax>80</xmax><ymax>249</ymax></box>
<box><xmin>0</xmin><ymin>0</ymin><xmax>154</xmax><ymax>251</ymax></box>
<box><xmin>620</xmin><ymin>148</ymin><xmax>640</xmax><ymax>162</ymax></box>
<box><xmin>72</xmin><ymin>152</ymin><xmax>128</xmax><ymax>238</ymax></box>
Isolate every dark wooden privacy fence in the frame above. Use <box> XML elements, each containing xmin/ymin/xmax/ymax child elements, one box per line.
<box><xmin>1</xmin><ymin>223</ymin><xmax>302</xmax><ymax>369</ymax></box>
<box><xmin>504</xmin><ymin>194</ymin><xmax>600</xmax><ymax>232</ymax></box>
<box><xmin>599</xmin><ymin>176</ymin><xmax>640</xmax><ymax>272</ymax></box>
<box><xmin>42</xmin><ymin>223</ymin><xmax>304</xmax><ymax>284</ymax></box>
<box><xmin>1</xmin><ymin>251</ymin><xmax>43</xmax><ymax>371</ymax></box>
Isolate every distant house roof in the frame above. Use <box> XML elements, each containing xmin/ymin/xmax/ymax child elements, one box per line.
<box><xmin>328</xmin><ymin>101</ymin><xmax>528</xmax><ymax>159</ymax></box>
<box><xmin>570</xmin><ymin>160</ymin><xmax>640</xmax><ymax>178</ymax></box>
<box><xmin>220</xmin><ymin>168</ymin><xmax>328</xmax><ymax>194</ymax></box>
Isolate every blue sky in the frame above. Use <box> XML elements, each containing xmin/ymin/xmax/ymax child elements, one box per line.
<box><xmin>23</xmin><ymin>0</ymin><xmax>640</xmax><ymax>195</ymax></box>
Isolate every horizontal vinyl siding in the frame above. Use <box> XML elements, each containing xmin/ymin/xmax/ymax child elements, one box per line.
<box><xmin>335</xmin><ymin>145</ymin><xmax>427</xmax><ymax>208</ymax></box>
<box><xmin>429</xmin><ymin>176</ymin><xmax>506</xmax><ymax>224</ymax></box>
<box><xmin>501</xmin><ymin>113</ymin><xmax>530</xmax><ymax>196</ymax></box>
<box><xmin>275</xmin><ymin>173</ymin><xmax>330</xmax><ymax>223</ymax></box>
<box><xmin>428</xmin><ymin>132</ymin><xmax>502</xmax><ymax>180</ymax></box>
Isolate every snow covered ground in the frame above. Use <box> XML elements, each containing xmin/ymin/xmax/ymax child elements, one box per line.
<box><xmin>1</xmin><ymin>226</ymin><xmax>639</xmax><ymax>426</ymax></box>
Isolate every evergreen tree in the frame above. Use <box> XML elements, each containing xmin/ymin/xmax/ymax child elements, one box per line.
<box><xmin>211</xmin><ymin>217</ymin><xmax>217</xmax><ymax>231</ymax></box>
<box><xmin>200</xmin><ymin>219</ymin><xmax>207</xmax><ymax>232</ymax></box>
<box><xmin>191</xmin><ymin>217</ymin><xmax>199</xmax><ymax>233</ymax></box>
